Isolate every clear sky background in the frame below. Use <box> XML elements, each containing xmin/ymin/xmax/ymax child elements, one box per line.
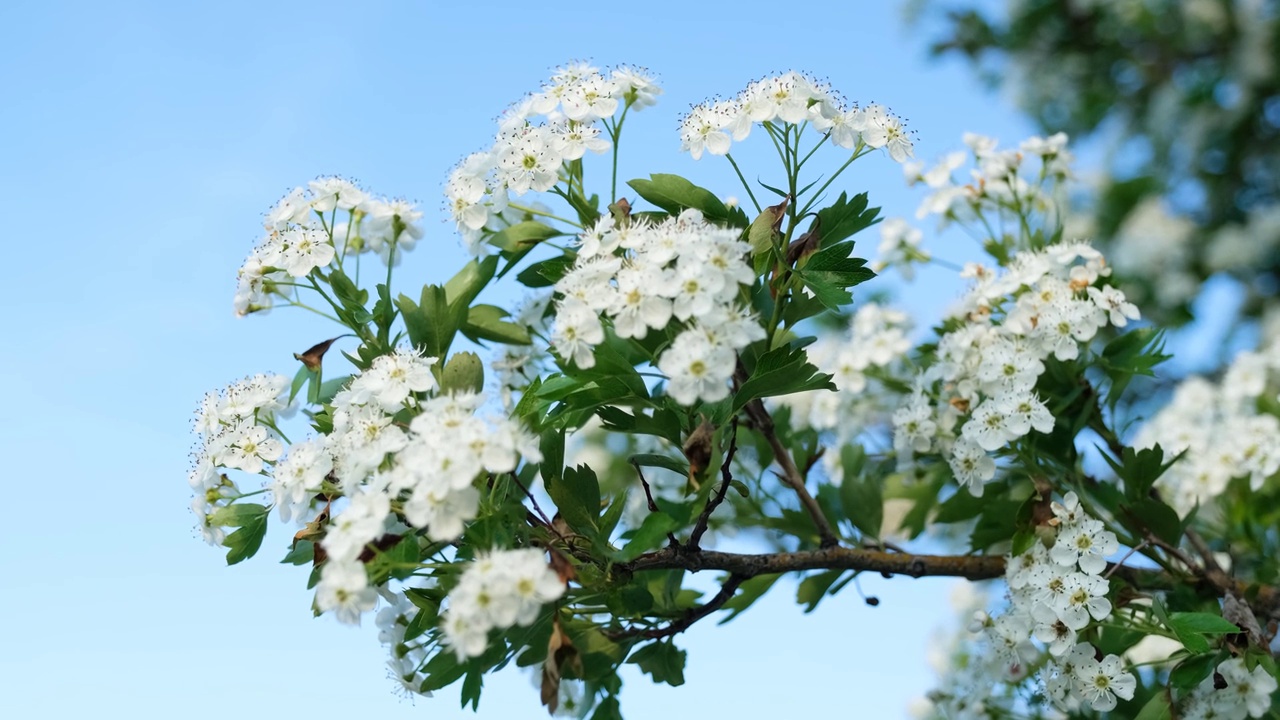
<box><xmin>0</xmin><ymin>1</ymin><xmax>1043</xmax><ymax>717</ymax></box>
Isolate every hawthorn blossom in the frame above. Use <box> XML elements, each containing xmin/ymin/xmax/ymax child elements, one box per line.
<box><xmin>440</xmin><ymin>549</ymin><xmax>565</xmax><ymax>660</ymax></box>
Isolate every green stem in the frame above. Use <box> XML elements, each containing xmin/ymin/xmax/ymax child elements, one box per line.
<box><xmin>385</xmin><ymin>221</ymin><xmax>399</xmax><ymax>295</ymax></box>
<box><xmin>926</xmin><ymin>255</ymin><xmax>966</xmax><ymax>273</ymax></box>
<box><xmin>507</xmin><ymin>202</ymin><xmax>583</xmax><ymax>229</ymax></box>
<box><xmin>285</xmin><ymin>301</ymin><xmax>342</xmax><ymax>324</ymax></box>
<box><xmin>763</xmin><ymin>122</ymin><xmax>790</xmax><ymax>175</ymax></box>
<box><xmin>306</xmin><ymin>276</ymin><xmax>343</xmax><ymax>316</ymax></box>
<box><xmin>610</xmin><ymin>105</ymin><xmax>630</xmax><ymax>202</ymax></box>
<box><xmin>797</xmin><ymin>144</ymin><xmax>868</xmax><ymax>216</ymax></box>
<box><xmin>795</xmin><ymin>133</ymin><xmax>829</xmax><ymax>172</ymax></box>
<box><xmin>256</xmin><ymin>416</ymin><xmax>293</xmax><ymax>445</ymax></box>
<box><xmin>234</xmin><ymin>487</ymin><xmax>271</xmax><ymax>499</ymax></box>
<box><xmin>724</xmin><ymin>153</ymin><xmax>761</xmax><ymax>213</ymax></box>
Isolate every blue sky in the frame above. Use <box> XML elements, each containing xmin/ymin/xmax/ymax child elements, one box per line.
<box><xmin>0</xmin><ymin>1</ymin><xmax>1037</xmax><ymax>717</ymax></box>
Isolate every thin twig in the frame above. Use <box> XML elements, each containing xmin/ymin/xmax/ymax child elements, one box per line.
<box><xmin>801</xmin><ymin>446</ymin><xmax>826</xmax><ymax>478</ymax></box>
<box><xmin>606</xmin><ymin>573</ymin><xmax>747</xmax><ymax>640</ymax></box>
<box><xmin>509</xmin><ymin>472</ymin><xmax>553</xmax><ymax>527</ymax></box>
<box><xmin>632</xmin><ymin>461</ymin><xmax>660</xmax><ymax>512</ymax></box>
<box><xmin>688</xmin><ymin>418</ymin><xmax>739</xmax><ymax>551</ymax></box>
<box><xmin>632</xmin><ymin>461</ymin><xmax>679</xmax><ymax>547</ymax></box>
<box><xmin>1104</xmin><ymin>540</ymin><xmax>1150</xmax><ymax>579</ymax></box>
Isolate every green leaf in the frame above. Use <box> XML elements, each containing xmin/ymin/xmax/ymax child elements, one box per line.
<box><xmin>814</xmin><ymin>192</ymin><xmax>879</xmax><ymax>247</ymax></box>
<box><xmin>613</xmin><ymin>512</ymin><xmax>678</xmax><ymax>562</ymax></box>
<box><xmin>934</xmin><ymin>488</ymin><xmax>988</xmax><ymax>523</ymax></box>
<box><xmin>396</xmin><ymin>285</ymin><xmax>464</xmax><ymax>358</ymax></box>
<box><xmin>487</xmin><ymin>220</ymin><xmax>560</xmax><ymax>253</ymax></box>
<box><xmin>562</xmin><ymin>620</ymin><xmax>627</xmax><ymax>682</ymax></box>
<box><xmin>1102</xmin><ymin>444</ymin><xmax>1182</xmax><ymax>501</ymax></box>
<box><xmin>419</xmin><ymin>651</ymin><xmax>466</xmax><ymax>693</ymax></box>
<box><xmin>1124</xmin><ymin>497</ymin><xmax>1183</xmax><ymax>546</ymax></box>
<box><xmin>590</xmin><ymin>696</ymin><xmax>623</xmax><ymax>720</ymax></box>
<box><xmin>460</xmin><ymin>669</ymin><xmax>483</xmax><ymax>711</ymax></box>
<box><xmin>208</xmin><ymin>503</ymin><xmax>270</xmax><ymax>528</ymax></box>
<box><xmin>515</xmin><ymin>255</ymin><xmax>575</xmax><ymax>288</ymax></box>
<box><xmin>562</xmin><ymin>191</ymin><xmax>602</xmax><ymax>227</ymax></box>
<box><xmin>441</xmin><ymin>351</ymin><xmax>485</xmax><ymax>394</ymax></box>
<box><xmin>366</xmin><ymin>534</ymin><xmax>420</xmax><ymax>584</ymax></box>
<box><xmin>539</xmin><ymin>428</ymin><xmax>565</xmax><ymax>485</ymax></box>
<box><xmin>564</xmin><ymin>339</ymin><xmax>649</xmax><ymax>398</ymax></box>
<box><xmin>630</xmin><ymin>453</ymin><xmax>689</xmax><ymax>479</ymax></box>
<box><xmin>402</xmin><ymin>604</ymin><xmax>435</xmax><ymax>642</ymax></box>
<box><xmin>1168</xmin><ymin>612</ymin><xmax>1240</xmax><ymax>635</ymax></box>
<box><xmin>733</xmin><ymin>344</ymin><xmax>835</xmax><ymax>411</ymax></box>
<box><xmin>372</xmin><ymin>283</ymin><xmax>396</xmax><ymax>343</ymax></box>
<box><xmin>597</xmin><ymin>490</ymin><xmax>628</xmax><ymax>542</ymax></box>
<box><xmin>1132</xmin><ymin>692</ymin><xmax>1173</xmax><ymax>720</ymax></box>
<box><xmin>839</xmin><ymin>446</ymin><xmax>882</xmax><ymax>538</ymax></box>
<box><xmin>327</xmin><ymin>268</ymin><xmax>371</xmax><ymax>326</ymax></box>
<box><xmin>615</xmin><ymin>584</ymin><xmax>654</xmax><ymax>614</ymax></box>
<box><xmin>443</xmin><ymin>255</ymin><xmax>499</xmax><ymax>305</ymax></box>
<box><xmin>219</xmin><ymin>504</ymin><xmax>269</xmax><ymax>565</ymax></box>
<box><xmin>405</xmin><ymin>587</ymin><xmax>444</xmax><ymax>613</ymax></box>
<box><xmin>1168</xmin><ymin>653</ymin><xmax>1218</xmax><ymax>688</ymax></box>
<box><xmin>797</xmin><ymin>570</ymin><xmax>845</xmax><ymax>613</ymax></box>
<box><xmin>794</xmin><ymin>241</ymin><xmax>876</xmax><ymax>310</ymax></box>
<box><xmin>1100</xmin><ymin>328</ymin><xmax>1170</xmax><ymax>409</ymax></box>
<box><xmin>627</xmin><ymin>174</ymin><xmax>745</xmax><ymax>226</ymax></box>
<box><xmin>546</xmin><ymin>464</ymin><xmax>601</xmax><ymax>536</ymax></box>
<box><xmin>627</xmin><ymin>641</ymin><xmax>687</xmax><ymax>687</ymax></box>
<box><xmin>969</xmin><ymin>500</ymin><xmax>1022</xmax><ymax>552</ymax></box>
<box><xmin>460</xmin><ymin>304</ymin><xmax>531</xmax><ymax>345</ymax></box>
<box><xmin>289</xmin><ymin>365</ymin><xmax>313</xmax><ymax>404</ymax></box>
<box><xmin>1165</xmin><ymin>610</ymin><xmax>1238</xmax><ymax>654</ymax></box>
<box><xmin>280</xmin><ymin>540</ymin><xmax>314</xmax><ymax>565</ymax></box>
<box><xmin>314</xmin><ymin>374</ymin><xmax>350</xmax><ymax>405</ymax></box>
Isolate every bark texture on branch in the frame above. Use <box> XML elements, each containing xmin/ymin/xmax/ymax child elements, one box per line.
<box><xmin>625</xmin><ymin>545</ymin><xmax>1007</xmax><ymax>580</ymax></box>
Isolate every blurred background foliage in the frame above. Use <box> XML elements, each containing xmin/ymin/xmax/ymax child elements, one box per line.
<box><xmin>913</xmin><ymin>0</ymin><xmax>1280</xmax><ymax>349</ymax></box>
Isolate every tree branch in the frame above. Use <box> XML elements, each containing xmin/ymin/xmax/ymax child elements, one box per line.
<box><xmin>619</xmin><ymin>545</ymin><xmax>1280</xmax><ymax>620</ymax></box>
<box><xmin>626</xmin><ymin>545</ymin><xmax>1005</xmax><ymax>580</ymax></box>
<box><xmin>688</xmin><ymin>417</ymin><xmax>738</xmax><ymax>551</ymax></box>
<box><xmin>735</xmin><ymin>363</ymin><xmax>840</xmax><ymax>548</ymax></box>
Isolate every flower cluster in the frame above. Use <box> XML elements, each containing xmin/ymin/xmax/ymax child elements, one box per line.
<box><xmin>235</xmin><ymin>177</ymin><xmax>424</xmax><ymax>315</ymax></box>
<box><xmin>309</xmin><ymin>387</ymin><xmax>541</xmax><ymax>625</ymax></box>
<box><xmin>187</xmin><ymin>344</ymin><xmax>541</xmax><ymax>629</ymax></box>
<box><xmin>904</xmin><ymin>132</ymin><xmax>1073</xmax><ymax>231</ymax></box>
<box><xmin>551</xmin><ymin>209</ymin><xmax>765</xmax><ymax>405</ymax></box>
<box><xmin>187</xmin><ymin>373</ymin><xmax>291</xmax><ymax>543</ymax></box>
<box><xmin>678</xmin><ymin>71</ymin><xmax>914</xmax><ymax>162</ymax></box>
<box><xmin>440</xmin><ymin>549</ymin><xmax>566</xmax><ymax>660</ymax></box>
<box><xmin>779</xmin><ymin>302</ymin><xmax>913</xmax><ymax>440</ymax></box>
<box><xmin>1179</xmin><ymin>657</ymin><xmax>1278</xmax><ymax>720</ymax></box>
<box><xmin>893</xmin><ymin>241</ymin><xmax>1140</xmax><ymax>495</ymax></box>
<box><xmin>1133</xmin><ymin>339</ymin><xmax>1280</xmax><ymax>514</ymax></box>
<box><xmin>445</xmin><ymin>63</ymin><xmax>661</xmax><ymax>253</ymax></box>
<box><xmin>871</xmin><ymin>217</ymin><xmax>930</xmax><ymax>280</ymax></box>
<box><xmin>925</xmin><ymin>492</ymin><xmax>1132</xmax><ymax>715</ymax></box>
<box><xmin>1012</xmin><ymin>493</ymin><xmax>1129</xmax><ymax>712</ymax></box>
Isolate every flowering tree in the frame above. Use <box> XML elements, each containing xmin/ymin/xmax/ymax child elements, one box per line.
<box><xmin>188</xmin><ymin>65</ymin><xmax>1280</xmax><ymax>718</ymax></box>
